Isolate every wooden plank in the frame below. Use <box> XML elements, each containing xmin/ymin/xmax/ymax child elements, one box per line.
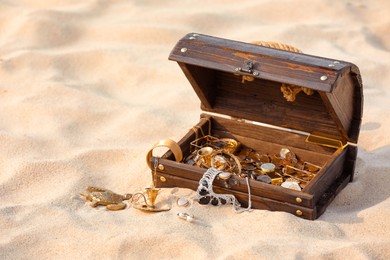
<box><xmin>206</xmin><ymin>113</ymin><xmax>336</xmax><ymax>155</ymax></box>
<box><xmin>169</xmin><ymin>34</ymin><xmax>343</xmax><ymax>92</ymax></box>
<box><xmin>178</xmin><ymin>63</ymin><xmax>216</xmax><ymax>109</ymax></box>
<box><xmin>170</xmin><ymin>33</ymin><xmax>363</xmax><ymax>143</ymax></box>
<box><xmin>155</xmin><ymin>172</ymin><xmax>316</xmax><ymax>220</ymax></box>
<box><xmin>320</xmin><ymin>73</ymin><xmax>357</xmax><ymax>142</ymax></box>
<box><xmin>315</xmin><ymin>166</ymin><xmax>352</xmax><ymax>218</ymax></box>
<box><xmin>173</xmin><ymin>33</ymin><xmax>353</xmax><ymax>71</ymax></box>
<box><xmin>202</xmin><ymin>72</ymin><xmax>342</xmax><ymax>140</ymax></box>
<box><xmin>303</xmin><ymin>147</ymin><xmax>347</xmax><ymax>204</ymax></box>
<box><xmin>158</xmin><ymin>33</ymin><xmax>363</xmax><ymax>219</ymax></box>
<box><xmin>349</xmin><ymin>66</ymin><xmax>364</xmax><ymax>143</ymax></box>
<box><xmin>345</xmin><ymin>145</ymin><xmax>358</xmax><ymax>182</ymax></box>
<box><xmin>153</xmin><ymin>158</ymin><xmax>315</xmax><ymax>208</ymax></box>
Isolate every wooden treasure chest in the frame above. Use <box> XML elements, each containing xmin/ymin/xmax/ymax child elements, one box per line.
<box><xmin>147</xmin><ymin>33</ymin><xmax>363</xmax><ymax>220</ymax></box>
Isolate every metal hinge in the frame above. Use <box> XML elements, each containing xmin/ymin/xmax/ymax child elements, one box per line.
<box><xmin>305</xmin><ymin>132</ymin><xmax>348</xmax><ymax>149</ymax></box>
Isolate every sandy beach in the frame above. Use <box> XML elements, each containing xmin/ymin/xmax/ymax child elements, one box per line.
<box><xmin>1</xmin><ymin>0</ymin><xmax>390</xmax><ymax>259</ymax></box>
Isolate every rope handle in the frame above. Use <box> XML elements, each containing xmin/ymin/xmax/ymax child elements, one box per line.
<box><xmin>250</xmin><ymin>41</ymin><xmax>313</xmax><ymax>102</ymax></box>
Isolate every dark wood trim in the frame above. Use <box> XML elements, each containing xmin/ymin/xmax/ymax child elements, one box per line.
<box><xmin>155</xmin><ymin>171</ymin><xmax>316</xmax><ymax>220</ymax></box>
<box><xmin>169</xmin><ymin>33</ymin><xmax>363</xmax><ymax>143</ymax></box>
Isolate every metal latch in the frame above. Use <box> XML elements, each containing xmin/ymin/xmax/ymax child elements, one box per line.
<box><xmin>235</xmin><ymin>60</ymin><xmax>259</xmax><ymax>76</ymax></box>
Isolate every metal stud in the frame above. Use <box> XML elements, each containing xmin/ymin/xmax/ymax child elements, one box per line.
<box><xmin>158</xmin><ymin>164</ymin><xmax>165</xmax><ymax>171</ymax></box>
<box><xmin>296</xmin><ymin>197</ymin><xmax>302</xmax><ymax>203</ymax></box>
<box><xmin>328</xmin><ymin>64</ymin><xmax>335</xmax><ymax>67</ymax></box>
<box><xmin>333</xmin><ymin>61</ymin><xmax>340</xmax><ymax>64</ymax></box>
<box><xmin>320</xmin><ymin>75</ymin><xmax>328</xmax><ymax>81</ymax></box>
<box><xmin>192</xmin><ymin>33</ymin><xmax>199</xmax><ymax>37</ymax></box>
<box><xmin>189</xmin><ymin>36</ymin><xmax>196</xmax><ymax>40</ymax></box>
<box><xmin>180</xmin><ymin>48</ymin><xmax>187</xmax><ymax>53</ymax></box>
<box><xmin>296</xmin><ymin>210</ymin><xmax>303</xmax><ymax>216</ymax></box>
<box><xmin>235</xmin><ymin>67</ymin><xmax>241</xmax><ymax>72</ymax></box>
<box><xmin>252</xmin><ymin>71</ymin><xmax>259</xmax><ymax>76</ymax></box>
<box><xmin>160</xmin><ymin>176</ymin><xmax>167</xmax><ymax>182</ymax></box>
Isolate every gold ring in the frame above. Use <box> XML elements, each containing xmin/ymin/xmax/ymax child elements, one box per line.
<box><xmin>212</xmin><ymin>151</ymin><xmax>242</xmax><ymax>174</ymax></box>
<box><xmin>146</xmin><ymin>139</ymin><xmax>183</xmax><ymax>169</ymax></box>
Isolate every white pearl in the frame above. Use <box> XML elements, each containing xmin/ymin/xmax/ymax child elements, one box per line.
<box><xmin>177</xmin><ymin>197</ymin><xmax>189</xmax><ymax>207</ymax></box>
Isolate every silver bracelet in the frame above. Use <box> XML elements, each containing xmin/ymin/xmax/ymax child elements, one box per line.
<box><xmin>196</xmin><ymin>168</ymin><xmax>252</xmax><ymax>213</ymax></box>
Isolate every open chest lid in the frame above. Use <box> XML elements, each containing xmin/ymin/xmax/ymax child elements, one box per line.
<box><xmin>169</xmin><ymin>33</ymin><xmax>363</xmax><ymax>144</ymax></box>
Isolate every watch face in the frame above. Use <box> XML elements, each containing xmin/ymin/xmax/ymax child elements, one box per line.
<box><xmin>260</xmin><ymin>163</ymin><xmax>276</xmax><ymax>173</ymax></box>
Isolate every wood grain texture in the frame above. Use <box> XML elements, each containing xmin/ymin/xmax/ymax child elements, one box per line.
<box><xmin>151</xmin><ymin>115</ymin><xmax>356</xmax><ymax>220</ymax></box>
<box><xmin>169</xmin><ymin>34</ymin><xmax>342</xmax><ymax>92</ymax></box>
<box><xmin>155</xmin><ymin>171</ymin><xmax>316</xmax><ymax>220</ymax></box>
<box><xmin>170</xmin><ymin>33</ymin><xmax>363</xmax><ymax>143</ymax></box>
<box><xmin>155</xmin><ymin>33</ymin><xmax>363</xmax><ymax>220</ymax></box>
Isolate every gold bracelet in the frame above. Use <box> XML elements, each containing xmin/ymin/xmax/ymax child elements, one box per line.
<box><xmin>146</xmin><ymin>139</ymin><xmax>183</xmax><ymax>169</ymax></box>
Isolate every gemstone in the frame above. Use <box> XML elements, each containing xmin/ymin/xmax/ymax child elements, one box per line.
<box><xmin>186</xmin><ymin>215</ymin><xmax>194</xmax><ymax>222</ymax></box>
<box><xmin>279</xmin><ymin>148</ymin><xmax>291</xmax><ymax>159</ymax></box>
<box><xmin>218</xmin><ymin>171</ymin><xmax>231</xmax><ymax>180</ymax></box>
<box><xmin>285</xmin><ymin>151</ymin><xmax>296</xmax><ymax>161</ymax></box>
<box><xmin>177</xmin><ymin>197</ymin><xmax>189</xmax><ymax>207</ymax></box>
<box><xmin>256</xmin><ymin>174</ymin><xmax>272</xmax><ymax>184</ymax></box>
<box><xmin>211</xmin><ymin>197</ymin><xmax>219</xmax><ymax>206</ymax></box>
<box><xmin>199</xmin><ymin>196</ymin><xmax>210</xmax><ymax>205</ymax></box>
<box><xmin>281</xmin><ymin>181</ymin><xmax>302</xmax><ymax>191</ymax></box>
<box><xmin>199</xmin><ymin>188</ymin><xmax>209</xmax><ymax>196</ymax></box>
<box><xmin>212</xmin><ymin>155</ymin><xmax>227</xmax><ymax>170</ymax></box>
<box><xmin>177</xmin><ymin>212</ymin><xmax>194</xmax><ymax>222</ymax></box>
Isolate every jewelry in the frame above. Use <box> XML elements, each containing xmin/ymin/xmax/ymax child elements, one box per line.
<box><xmin>183</xmin><ymin>135</ymin><xmax>323</xmax><ymax>189</ymax></box>
<box><xmin>304</xmin><ymin>162</ymin><xmax>322</xmax><ymax>172</ymax></box>
<box><xmin>177</xmin><ymin>197</ymin><xmax>190</xmax><ymax>207</ymax></box>
<box><xmin>281</xmin><ymin>181</ymin><xmax>302</xmax><ymax>191</ymax></box>
<box><xmin>194</xmin><ymin>146</ymin><xmax>214</xmax><ymax>168</ymax></box>
<box><xmin>255</xmin><ymin>174</ymin><xmax>272</xmax><ymax>184</ymax></box>
<box><xmin>258</xmin><ymin>154</ymin><xmax>271</xmax><ymax>163</ymax></box>
<box><xmin>210</xmin><ymin>138</ymin><xmax>240</xmax><ymax>154</ymax></box>
<box><xmin>147</xmin><ymin>139</ymin><xmax>183</xmax><ymax>187</ymax></box>
<box><xmin>196</xmin><ymin>168</ymin><xmax>251</xmax><ymax>213</ymax></box>
<box><xmin>260</xmin><ymin>163</ymin><xmax>276</xmax><ymax>173</ymax></box>
<box><xmin>211</xmin><ymin>155</ymin><xmax>228</xmax><ymax>170</ymax></box>
<box><xmin>131</xmin><ymin>188</ymin><xmax>171</xmax><ymax>212</ymax></box>
<box><xmin>218</xmin><ymin>171</ymin><xmax>231</xmax><ymax>181</ymax></box>
<box><xmin>144</xmin><ymin>187</ymin><xmax>159</xmax><ymax>208</ymax></box>
<box><xmin>282</xmin><ymin>166</ymin><xmax>312</xmax><ymax>184</ymax></box>
<box><xmin>212</xmin><ymin>151</ymin><xmax>242</xmax><ymax>175</ymax></box>
<box><xmin>80</xmin><ymin>186</ymin><xmax>132</xmax><ymax>211</ymax></box>
<box><xmin>267</xmin><ymin>171</ymin><xmax>283</xmax><ymax>185</ymax></box>
<box><xmin>177</xmin><ymin>212</ymin><xmax>194</xmax><ymax>222</ymax></box>
<box><xmin>146</xmin><ymin>138</ymin><xmax>183</xmax><ymax>169</ymax></box>
<box><xmin>279</xmin><ymin>148</ymin><xmax>291</xmax><ymax>159</ymax></box>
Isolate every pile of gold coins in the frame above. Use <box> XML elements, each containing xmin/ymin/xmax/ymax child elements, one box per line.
<box><xmin>184</xmin><ymin>136</ymin><xmax>322</xmax><ymax>191</ymax></box>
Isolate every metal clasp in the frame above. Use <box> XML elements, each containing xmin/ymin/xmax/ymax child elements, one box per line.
<box><xmin>241</xmin><ymin>60</ymin><xmax>254</xmax><ymax>73</ymax></box>
<box><xmin>235</xmin><ymin>60</ymin><xmax>259</xmax><ymax>76</ymax></box>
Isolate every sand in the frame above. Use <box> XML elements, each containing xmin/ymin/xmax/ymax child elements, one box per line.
<box><xmin>1</xmin><ymin>0</ymin><xmax>390</xmax><ymax>259</ymax></box>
